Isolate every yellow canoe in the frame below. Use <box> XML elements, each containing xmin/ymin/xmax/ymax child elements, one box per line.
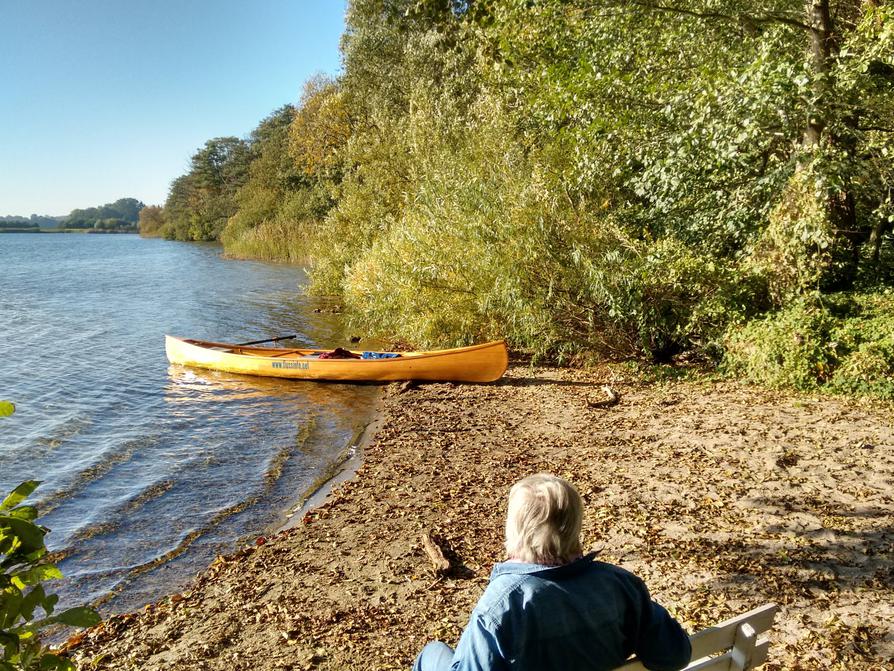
<box><xmin>164</xmin><ymin>336</ymin><xmax>508</xmax><ymax>383</ymax></box>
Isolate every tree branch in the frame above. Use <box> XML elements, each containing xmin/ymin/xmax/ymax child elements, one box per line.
<box><xmin>621</xmin><ymin>1</ymin><xmax>815</xmax><ymax>33</ymax></box>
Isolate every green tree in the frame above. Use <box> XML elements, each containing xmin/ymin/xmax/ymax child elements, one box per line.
<box><xmin>288</xmin><ymin>77</ymin><xmax>350</xmax><ymax>180</ymax></box>
<box><xmin>306</xmin><ymin>0</ymin><xmax>481</xmax><ymax>292</ymax></box>
<box><xmin>137</xmin><ymin>205</ymin><xmax>165</xmax><ymax>238</ymax></box>
<box><xmin>163</xmin><ymin>138</ymin><xmax>252</xmax><ymax>241</ymax></box>
<box><xmin>221</xmin><ymin>84</ymin><xmax>351</xmax><ymax>262</ymax></box>
<box><xmin>484</xmin><ymin>0</ymin><xmax>893</xmax><ymax>296</ymax></box>
<box><xmin>62</xmin><ymin>199</ymin><xmax>143</xmax><ymax>230</ymax></box>
<box><xmin>220</xmin><ymin>106</ymin><xmax>301</xmax><ymax>253</ymax></box>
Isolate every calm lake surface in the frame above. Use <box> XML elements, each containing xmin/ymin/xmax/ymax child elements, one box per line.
<box><xmin>0</xmin><ymin>233</ymin><xmax>378</xmax><ymax>612</ymax></box>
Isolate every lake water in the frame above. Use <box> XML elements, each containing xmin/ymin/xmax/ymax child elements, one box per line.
<box><xmin>0</xmin><ymin>233</ymin><xmax>378</xmax><ymax>612</ymax></box>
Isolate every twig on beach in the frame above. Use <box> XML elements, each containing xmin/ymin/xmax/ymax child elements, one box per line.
<box><xmin>587</xmin><ymin>385</ymin><xmax>621</xmax><ymax>408</ymax></box>
<box><xmin>421</xmin><ymin>532</ymin><xmax>451</xmax><ymax>575</ymax></box>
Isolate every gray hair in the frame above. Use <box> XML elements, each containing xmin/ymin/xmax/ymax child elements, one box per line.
<box><xmin>504</xmin><ymin>473</ymin><xmax>583</xmax><ymax>565</ymax></box>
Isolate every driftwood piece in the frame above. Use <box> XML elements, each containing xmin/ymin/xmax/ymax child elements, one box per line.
<box><xmin>421</xmin><ymin>532</ymin><xmax>451</xmax><ymax>574</ymax></box>
<box><xmin>398</xmin><ymin>380</ymin><xmax>420</xmax><ymax>395</ymax></box>
<box><xmin>587</xmin><ymin>385</ymin><xmax>621</xmax><ymax>409</ymax></box>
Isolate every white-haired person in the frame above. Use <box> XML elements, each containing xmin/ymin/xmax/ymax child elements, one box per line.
<box><xmin>413</xmin><ymin>473</ymin><xmax>692</xmax><ymax>671</ymax></box>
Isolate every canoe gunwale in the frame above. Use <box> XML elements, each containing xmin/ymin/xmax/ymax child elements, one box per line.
<box><xmin>174</xmin><ymin>337</ymin><xmax>506</xmax><ymax>363</ymax></box>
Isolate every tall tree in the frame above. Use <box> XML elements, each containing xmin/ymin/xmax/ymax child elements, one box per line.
<box><xmin>163</xmin><ymin>137</ymin><xmax>252</xmax><ymax>241</ymax></box>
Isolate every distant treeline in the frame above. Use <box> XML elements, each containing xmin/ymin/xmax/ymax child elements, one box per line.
<box><xmin>0</xmin><ymin>214</ymin><xmax>62</xmax><ymax>228</ymax></box>
<box><xmin>0</xmin><ymin>221</ymin><xmax>41</xmax><ymax>232</ymax></box>
<box><xmin>1</xmin><ymin>198</ymin><xmax>143</xmax><ymax>233</ymax></box>
<box><xmin>65</xmin><ymin>198</ymin><xmax>143</xmax><ymax>231</ymax></box>
<box><xmin>142</xmin><ymin>0</ymin><xmax>894</xmax><ymax>396</ymax></box>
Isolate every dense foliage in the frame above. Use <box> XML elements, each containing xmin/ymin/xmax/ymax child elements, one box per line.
<box><xmin>151</xmin><ymin>0</ymin><xmax>893</xmax><ymax>393</ymax></box>
<box><xmin>0</xmin><ymin>404</ymin><xmax>101</xmax><ymax>670</ymax></box>
<box><xmin>160</xmin><ymin>137</ymin><xmax>253</xmax><ymax>241</ymax></box>
<box><xmin>137</xmin><ymin>205</ymin><xmax>165</xmax><ymax>238</ymax></box>
<box><xmin>725</xmin><ymin>291</ymin><xmax>894</xmax><ymax>398</ymax></box>
<box><xmin>63</xmin><ymin>198</ymin><xmax>143</xmax><ymax>231</ymax></box>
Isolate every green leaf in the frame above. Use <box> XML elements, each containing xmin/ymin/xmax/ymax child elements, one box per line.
<box><xmin>53</xmin><ymin>606</ymin><xmax>101</xmax><ymax>628</ymax></box>
<box><xmin>18</xmin><ymin>584</ymin><xmax>47</xmax><ymax>622</ymax></box>
<box><xmin>1</xmin><ymin>544</ymin><xmax>48</xmax><ymax>571</ymax></box>
<box><xmin>0</xmin><ymin>481</ymin><xmax>40</xmax><ymax>512</ymax></box>
<box><xmin>0</xmin><ymin>401</ymin><xmax>14</xmax><ymax>418</ymax></box>
<box><xmin>23</xmin><ymin>547</ymin><xmax>48</xmax><ymax>563</ymax></box>
<box><xmin>8</xmin><ymin>506</ymin><xmax>38</xmax><ymax>522</ymax></box>
<box><xmin>0</xmin><ymin>590</ymin><xmax>24</xmax><ymax>629</ymax></box>
<box><xmin>12</xmin><ymin>564</ymin><xmax>63</xmax><ymax>588</ymax></box>
<box><xmin>39</xmin><ymin>653</ymin><xmax>76</xmax><ymax>671</ymax></box>
<box><xmin>43</xmin><ymin>593</ymin><xmax>58</xmax><ymax>616</ymax></box>
<box><xmin>0</xmin><ymin>517</ymin><xmax>47</xmax><ymax>555</ymax></box>
<box><xmin>0</xmin><ymin>628</ymin><xmax>19</xmax><ymax>650</ymax></box>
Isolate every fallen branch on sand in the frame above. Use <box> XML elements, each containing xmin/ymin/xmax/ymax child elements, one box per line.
<box><xmin>587</xmin><ymin>385</ymin><xmax>621</xmax><ymax>408</ymax></box>
<box><xmin>421</xmin><ymin>531</ymin><xmax>451</xmax><ymax>575</ymax></box>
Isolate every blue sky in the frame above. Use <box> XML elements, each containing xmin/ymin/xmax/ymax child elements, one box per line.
<box><xmin>0</xmin><ymin>1</ymin><xmax>346</xmax><ymax>216</ymax></box>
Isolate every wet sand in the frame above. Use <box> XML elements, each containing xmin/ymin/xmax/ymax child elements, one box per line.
<box><xmin>65</xmin><ymin>365</ymin><xmax>894</xmax><ymax>670</ymax></box>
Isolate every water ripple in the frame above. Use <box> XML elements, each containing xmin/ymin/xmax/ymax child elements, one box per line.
<box><xmin>0</xmin><ymin>234</ymin><xmax>378</xmax><ymax>613</ymax></box>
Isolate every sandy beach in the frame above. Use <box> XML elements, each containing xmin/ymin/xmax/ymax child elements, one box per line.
<box><xmin>64</xmin><ymin>365</ymin><xmax>894</xmax><ymax>670</ymax></box>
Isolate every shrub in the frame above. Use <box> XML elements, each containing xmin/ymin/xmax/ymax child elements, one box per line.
<box><xmin>335</xmin><ymin>112</ymin><xmax>760</xmax><ymax>360</ymax></box>
<box><xmin>317</xmin><ymin>81</ymin><xmax>768</xmax><ymax>361</ymax></box>
<box><xmin>828</xmin><ymin>295</ymin><xmax>894</xmax><ymax>399</ymax></box>
<box><xmin>723</xmin><ymin>293</ymin><xmax>894</xmax><ymax>398</ymax></box>
<box><xmin>1</xmin><ymin>403</ymin><xmax>101</xmax><ymax>671</ymax></box>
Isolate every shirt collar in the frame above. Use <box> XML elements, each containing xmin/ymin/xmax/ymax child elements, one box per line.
<box><xmin>490</xmin><ymin>552</ymin><xmax>599</xmax><ymax>580</ymax></box>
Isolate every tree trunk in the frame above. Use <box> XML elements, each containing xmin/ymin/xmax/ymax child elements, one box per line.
<box><xmin>803</xmin><ymin>0</ymin><xmax>861</xmax><ymax>289</ymax></box>
<box><xmin>803</xmin><ymin>0</ymin><xmax>834</xmax><ymax>147</ymax></box>
<box><xmin>869</xmin><ymin>219</ymin><xmax>889</xmax><ymax>267</ymax></box>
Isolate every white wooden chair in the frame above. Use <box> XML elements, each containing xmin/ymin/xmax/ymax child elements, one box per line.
<box><xmin>617</xmin><ymin>603</ymin><xmax>779</xmax><ymax>671</ymax></box>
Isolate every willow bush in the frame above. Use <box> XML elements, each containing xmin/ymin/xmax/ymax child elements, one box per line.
<box><xmin>304</xmin><ymin>18</ymin><xmax>477</xmax><ymax>295</ymax></box>
<box><xmin>223</xmin><ymin>189</ymin><xmax>331</xmax><ymax>263</ymax></box>
<box><xmin>339</xmin><ymin>109</ymin><xmax>558</xmax><ymax>351</ymax></box>
<box><xmin>304</xmin><ymin>119</ymin><xmax>413</xmax><ymax>295</ymax></box>
<box><xmin>332</xmin><ymin>90</ymin><xmax>756</xmax><ymax>360</ymax></box>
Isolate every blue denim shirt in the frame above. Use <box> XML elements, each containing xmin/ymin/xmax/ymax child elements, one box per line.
<box><xmin>449</xmin><ymin>553</ymin><xmax>691</xmax><ymax>671</ymax></box>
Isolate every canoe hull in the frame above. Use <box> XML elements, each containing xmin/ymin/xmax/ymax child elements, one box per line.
<box><xmin>165</xmin><ymin>336</ymin><xmax>508</xmax><ymax>383</ymax></box>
